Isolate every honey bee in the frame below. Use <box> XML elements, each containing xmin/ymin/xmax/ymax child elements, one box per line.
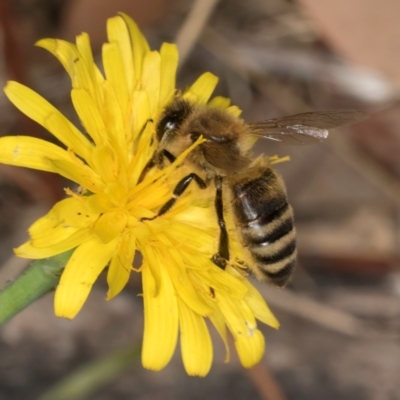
<box><xmin>142</xmin><ymin>98</ymin><xmax>366</xmax><ymax>287</ymax></box>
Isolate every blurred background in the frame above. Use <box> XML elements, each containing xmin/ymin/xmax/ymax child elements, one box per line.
<box><xmin>1</xmin><ymin>0</ymin><xmax>400</xmax><ymax>399</ymax></box>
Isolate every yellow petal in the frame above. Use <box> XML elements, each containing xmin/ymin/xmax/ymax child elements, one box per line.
<box><xmin>183</xmin><ymin>72</ymin><xmax>218</xmax><ymax>104</ymax></box>
<box><xmin>128</xmin><ymin>90</ymin><xmax>151</xmax><ymax>169</ymax></box>
<box><xmin>103</xmin><ymin>181</ymin><xmax>128</xmax><ymax>206</ymax></box>
<box><xmin>93</xmin><ymin>211</ymin><xmax>127</xmax><ymax>243</ymax></box>
<box><xmin>129</xmin><ymin>175</ymin><xmax>171</xmax><ymax>211</ymax></box>
<box><xmin>36</xmin><ymin>39</ymin><xmax>80</xmax><ymax>82</ymax></box>
<box><xmin>106</xmin><ymin>16</ymin><xmax>134</xmax><ymax>92</ymax></box>
<box><xmin>102</xmin><ymin>42</ymin><xmax>129</xmax><ymax>111</ymax></box>
<box><xmin>140</xmin><ymin>246</ymin><xmax>162</xmax><ymax>297</ymax></box>
<box><xmin>30</xmin><ymin>221</ymin><xmax>88</xmax><ymax>249</ymax></box>
<box><xmin>162</xmin><ymin>246</ymin><xmax>212</xmax><ymax>316</ymax></box>
<box><xmin>91</xmin><ymin>144</ymin><xmax>117</xmax><ymax>183</ymax></box>
<box><xmin>167</xmin><ymin>220</ymin><xmax>215</xmax><ymax>254</ymax></box>
<box><xmin>178</xmin><ymin>300</ymin><xmax>212</xmax><ymax>376</ymax></box>
<box><xmin>226</xmin><ymin>105</ymin><xmax>242</xmax><ymax>117</ymax></box>
<box><xmin>71</xmin><ymin>88</ymin><xmax>106</xmax><ymax>145</ymax></box>
<box><xmin>243</xmin><ymin>281</ymin><xmax>279</xmax><ymax>329</ymax></box>
<box><xmin>159</xmin><ymin>43</ymin><xmax>178</xmax><ymax>106</ymax></box>
<box><xmin>76</xmin><ymin>33</ymin><xmax>105</xmax><ymax>103</ymax></box>
<box><xmin>16</xmin><ymin>197</ymin><xmax>99</xmax><ymax>257</ymax></box>
<box><xmin>54</xmin><ymin>237</ymin><xmax>117</xmax><ymax>319</ymax></box>
<box><xmin>235</xmin><ymin>329</ymin><xmax>265</xmax><ymax>368</ymax></box>
<box><xmin>131</xmin><ymin>90</ymin><xmax>151</xmax><ymax>141</ymax></box>
<box><xmin>0</xmin><ymin>136</ymin><xmax>102</xmax><ymax>191</ymax></box>
<box><xmin>36</xmin><ymin>38</ymin><xmax>99</xmax><ymax>98</ymax></box>
<box><xmin>208</xmin><ymin>96</ymin><xmax>231</xmax><ymax>109</ymax></box>
<box><xmin>119</xmin><ymin>13</ymin><xmax>150</xmax><ymax>81</ymax></box>
<box><xmin>0</xmin><ymin>136</ymin><xmax>73</xmax><ymax>173</ymax></box>
<box><xmin>15</xmin><ymin>228</ymin><xmax>92</xmax><ymax>259</ymax></box>
<box><xmin>48</xmin><ymin>158</ymin><xmax>104</xmax><ymax>193</ymax></box>
<box><xmin>76</xmin><ymin>33</ymin><xmax>103</xmax><ymax>84</ymax></box>
<box><xmin>172</xmin><ymin>205</ymin><xmax>215</xmax><ymax>228</ymax></box>
<box><xmin>199</xmin><ymin>264</ymin><xmax>248</xmax><ymax>299</ymax></box>
<box><xmin>30</xmin><ymin>197</ymin><xmax>99</xmax><ymax>234</ymax></box>
<box><xmin>142</xmin><ymin>262</ymin><xmax>179</xmax><ymax>371</ymax></box>
<box><xmin>85</xmin><ymin>193</ymin><xmax>114</xmax><ymax>213</ymax></box>
<box><xmin>100</xmin><ymin>80</ymin><xmax>128</xmax><ymax>166</ymax></box>
<box><xmin>4</xmin><ymin>81</ymin><xmax>93</xmax><ymax>161</ymax></box>
<box><xmin>209</xmin><ymin>308</ymin><xmax>230</xmax><ymax>363</ymax></box>
<box><xmin>107</xmin><ymin>231</ymin><xmax>136</xmax><ymax>300</ymax></box>
<box><xmin>141</xmin><ymin>51</ymin><xmax>161</xmax><ymax>115</ymax></box>
<box><xmin>217</xmin><ymin>294</ymin><xmax>264</xmax><ymax>368</ymax></box>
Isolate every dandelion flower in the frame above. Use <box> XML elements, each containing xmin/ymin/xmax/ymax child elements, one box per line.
<box><xmin>0</xmin><ymin>13</ymin><xmax>279</xmax><ymax>376</ymax></box>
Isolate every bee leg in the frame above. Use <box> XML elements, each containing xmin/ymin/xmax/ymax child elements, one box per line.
<box><xmin>141</xmin><ymin>173</ymin><xmax>207</xmax><ymax>221</ymax></box>
<box><xmin>138</xmin><ymin>150</ymin><xmax>176</xmax><ymax>183</ymax></box>
<box><xmin>211</xmin><ymin>175</ymin><xmax>230</xmax><ymax>269</ymax></box>
<box><xmin>159</xmin><ymin>149</ymin><xmax>176</xmax><ymax>164</ymax></box>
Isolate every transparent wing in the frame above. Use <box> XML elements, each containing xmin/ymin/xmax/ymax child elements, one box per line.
<box><xmin>248</xmin><ymin>110</ymin><xmax>368</xmax><ymax>145</ymax></box>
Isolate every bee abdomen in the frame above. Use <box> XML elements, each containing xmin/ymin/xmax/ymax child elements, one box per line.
<box><xmin>246</xmin><ymin>209</ymin><xmax>296</xmax><ymax>287</ymax></box>
<box><xmin>232</xmin><ymin>167</ymin><xmax>297</xmax><ymax>287</ymax></box>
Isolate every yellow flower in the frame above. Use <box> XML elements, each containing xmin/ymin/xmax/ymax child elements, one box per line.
<box><xmin>0</xmin><ymin>13</ymin><xmax>279</xmax><ymax>376</ymax></box>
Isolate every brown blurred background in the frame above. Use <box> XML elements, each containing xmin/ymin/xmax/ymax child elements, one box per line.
<box><xmin>1</xmin><ymin>0</ymin><xmax>400</xmax><ymax>399</ymax></box>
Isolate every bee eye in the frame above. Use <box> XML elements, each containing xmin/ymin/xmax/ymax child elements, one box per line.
<box><xmin>165</xmin><ymin>121</ymin><xmax>176</xmax><ymax>131</ymax></box>
<box><xmin>156</xmin><ymin>99</ymin><xmax>193</xmax><ymax>142</ymax></box>
<box><xmin>157</xmin><ymin>117</ymin><xmax>177</xmax><ymax>141</ymax></box>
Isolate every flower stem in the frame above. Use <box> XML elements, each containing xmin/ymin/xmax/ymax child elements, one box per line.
<box><xmin>39</xmin><ymin>344</ymin><xmax>141</xmax><ymax>400</ymax></box>
<box><xmin>0</xmin><ymin>250</ymin><xmax>74</xmax><ymax>325</ymax></box>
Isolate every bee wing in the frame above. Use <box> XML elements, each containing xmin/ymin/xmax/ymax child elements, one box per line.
<box><xmin>202</xmin><ymin>141</ymin><xmax>252</xmax><ymax>171</ymax></box>
<box><xmin>248</xmin><ymin>110</ymin><xmax>368</xmax><ymax>145</ymax></box>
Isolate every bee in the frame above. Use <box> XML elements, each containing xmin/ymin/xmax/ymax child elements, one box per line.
<box><xmin>142</xmin><ymin>98</ymin><xmax>366</xmax><ymax>287</ymax></box>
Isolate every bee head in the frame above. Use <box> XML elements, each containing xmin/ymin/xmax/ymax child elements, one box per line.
<box><xmin>156</xmin><ymin>99</ymin><xmax>193</xmax><ymax>143</ymax></box>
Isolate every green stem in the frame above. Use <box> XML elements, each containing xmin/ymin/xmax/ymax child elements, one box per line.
<box><xmin>0</xmin><ymin>250</ymin><xmax>74</xmax><ymax>325</ymax></box>
<box><xmin>40</xmin><ymin>344</ymin><xmax>142</xmax><ymax>400</ymax></box>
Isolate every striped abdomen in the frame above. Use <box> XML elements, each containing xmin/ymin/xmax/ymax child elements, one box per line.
<box><xmin>231</xmin><ymin>167</ymin><xmax>296</xmax><ymax>287</ymax></box>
